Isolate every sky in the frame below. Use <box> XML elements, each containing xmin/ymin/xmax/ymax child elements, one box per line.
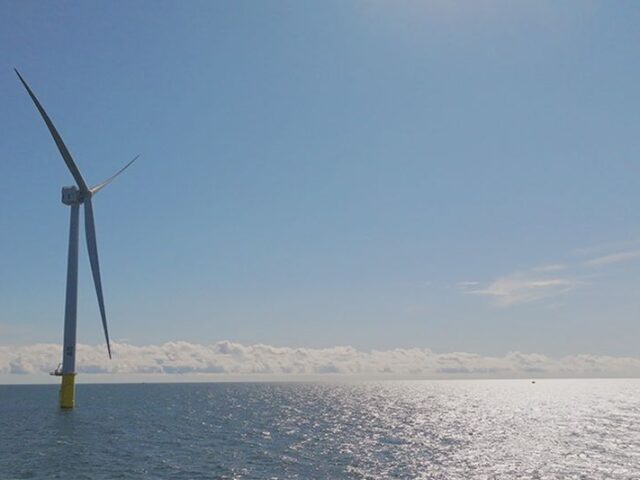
<box><xmin>2</xmin><ymin>1</ymin><xmax>640</xmax><ymax>378</ymax></box>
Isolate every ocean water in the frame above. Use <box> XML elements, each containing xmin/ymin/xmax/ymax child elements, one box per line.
<box><xmin>1</xmin><ymin>380</ymin><xmax>639</xmax><ymax>479</ymax></box>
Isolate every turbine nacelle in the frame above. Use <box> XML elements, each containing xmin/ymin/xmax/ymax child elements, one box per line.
<box><xmin>61</xmin><ymin>186</ymin><xmax>85</xmax><ymax>206</ymax></box>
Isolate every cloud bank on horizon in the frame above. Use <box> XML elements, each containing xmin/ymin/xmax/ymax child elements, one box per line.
<box><xmin>2</xmin><ymin>341</ymin><xmax>640</xmax><ymax>378</ymax></box>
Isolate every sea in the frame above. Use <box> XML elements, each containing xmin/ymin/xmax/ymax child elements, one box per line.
<box><xmin>1</xmin><ymin>379</ymin><xmax>639</xmax><ymax>479</ymax></box>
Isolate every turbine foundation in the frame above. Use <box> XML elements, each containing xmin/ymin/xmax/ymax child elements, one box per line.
<box><xmin>59</xmin><ymin>373</ymin><xmax>76</xmax><ymax>408</ymax></box>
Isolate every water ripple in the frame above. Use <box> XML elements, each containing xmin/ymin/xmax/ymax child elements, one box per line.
<box><xmin>1</xmin><ymin>379</ymin><xmax>639</xmax><ymax>479</ymax></box>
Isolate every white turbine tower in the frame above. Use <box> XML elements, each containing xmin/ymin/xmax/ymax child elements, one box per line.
<box><xmin>16</xmin><ymin>69</ymin><xmax>137</xmax><ymax>408</ymax></box>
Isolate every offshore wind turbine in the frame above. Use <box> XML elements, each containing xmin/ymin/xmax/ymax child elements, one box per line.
<box><xmin>15</xmin><ymin>69</ymin><xmax>137</xmax><ymax>408</ymax></box>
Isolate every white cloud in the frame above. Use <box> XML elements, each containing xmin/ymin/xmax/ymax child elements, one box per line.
<box><xmin>584</xmin><ymin>250</ymin><xmax>640</xmax><ymax>268</ymax></box>
<box><xmin>532</xmin><ymin>264</ymin><xmax>567</xmax><ymax>272</ymax></box>
<box><xmin>1</xmin><ymin>341</ymin><xmax>640</xmax><ymax>379</ymax></box>
<box><xmin>572</xmin><ymin>239</ymin><xmax>640</xmax><ymax>257</ymax></box>
<box><xmin>466</xmin><ymin>240</ymin><xmax>640</xmax><ymax>308</ymax></box>
<box><xmin>468</xmin><ymin>272</ymin><xmax>578</xmax><ymax>307</ymax></box>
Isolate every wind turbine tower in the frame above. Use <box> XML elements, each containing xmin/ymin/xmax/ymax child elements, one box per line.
<box><xmin>16</xmin><ymin>69</ymin><xmax>137</xmax><ymax>408</ymax></box>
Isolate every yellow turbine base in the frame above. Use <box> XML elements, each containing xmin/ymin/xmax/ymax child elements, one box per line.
<box><xmin>59</xmin><ymin>373</ymin><xmax>76</xmax><ymax>408</ymax></box>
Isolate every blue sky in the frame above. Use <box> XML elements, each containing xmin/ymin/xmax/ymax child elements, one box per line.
<box><xmin>1</xmin><ymin>1</ymin><xmax>640</xmax><ymax>358</ymax></box>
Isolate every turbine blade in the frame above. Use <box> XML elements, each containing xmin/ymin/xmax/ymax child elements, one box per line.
<box><xmin>84</xmin><ymin>198</ymin><xmax>112</xmax><ymax>359</ymax></box>
<box><xmin>15</xmin><ymin>69</ymin><xmax>89</xmax><ymax>193</ymax></box>
<box><xmin>91</xmin><ymin>155</ymin><xmax>140</xmax><ymax>195</ymax></box>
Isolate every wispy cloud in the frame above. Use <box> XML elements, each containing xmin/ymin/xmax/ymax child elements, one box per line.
<box><xmin>572</xmin><ymin>239</ymin><xmax>640</xmax><ymax>257</ymax></box>
<box><xmin>467</xmin><ymin>273</ymin><xmax>578</xmax><ymax>307</ymax></box>
<box><xmin>583</xmin><ymin>250</ymin><xmax>640</xmax><ymax>268</ymax></box>
<box><xmin>532</xmin><ymin>264</ymin><xmax>567</xmax><ymax>273</ymax></box>
<box><xmin>1</xmin><ymin>341</ymin><xmax>640</xmax><ymax>379</ymax></box>
<box><xmin>465</xmin><ymin>240</ymin><xmax>640</xmax><ymax>308</ymax></box>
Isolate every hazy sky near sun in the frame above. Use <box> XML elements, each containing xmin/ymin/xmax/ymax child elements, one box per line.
<box><xmin>1</xmin><ymin>1</ymin><xmax>640</xmax><ymax>357</ymax></box>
